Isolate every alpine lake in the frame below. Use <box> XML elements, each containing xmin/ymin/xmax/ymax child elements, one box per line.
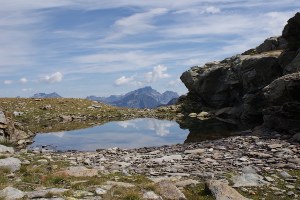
<box><xmin>29</xmin><ymin>117</ymin><xmax>250</xmax><ymax>152</ymax></box>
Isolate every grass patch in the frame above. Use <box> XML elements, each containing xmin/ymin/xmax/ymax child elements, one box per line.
<box><xmin>183</xmin><ymin>183</ymin><xmax>214</xmax><ymax>200</ymax></box>
<box><xmin>0</xmin><ymin>167</ymin><xmax>10</xmax><ymax>189</ymax></box>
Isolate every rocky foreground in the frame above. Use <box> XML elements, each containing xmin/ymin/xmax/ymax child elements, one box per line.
<box><xmin>0</xmin><ymin>126</ymin><xmax>300</xmax><ymax>200</ymax></box>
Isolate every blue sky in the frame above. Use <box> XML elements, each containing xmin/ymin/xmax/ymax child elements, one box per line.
<box><xmin>0</xmin><ymin>0</ymin><xmax>299</xmax><ymax>97</ymax></box>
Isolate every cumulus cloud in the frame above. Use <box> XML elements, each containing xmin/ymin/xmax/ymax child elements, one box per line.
<box><xmin>144</xmin><ymin>65</ymin><xmax>170</xmax><ymax>83</ymax></box>
<box><xmin>114</xmin><ymin>75</ymin><xmax>136</xmax><ymax>86</ymax></box>
<box><xmin>4</xmin><ymin>80</ymin><xmax>13</xmax><ymax>85</ymax></box>
<box><xmin>19</xmin><ymin>77</ymin><xmax>28</xmax><ymax>84</ymax></box>
<box><xmin>40</xmin><ymin>72</ymin><xmax>63</xmax><ymax>83</ymax></box>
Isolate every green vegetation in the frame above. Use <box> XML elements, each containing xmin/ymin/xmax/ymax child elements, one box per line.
<box><xmin>0</xmin><ymin>98</ymin><xmax>176</xmax><ymax>134</ymax></box>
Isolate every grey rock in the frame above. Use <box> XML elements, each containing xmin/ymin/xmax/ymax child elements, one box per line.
<box><xmin>232</xmin><ymin>166</ymin><xmax>269</xmax><ymax>187</ymax></box>
<box><xmin>143</xmin><ymin>191</ymin><xmax>163</xmax><ymax>200</ymax></box>
<box><xmin>95</xmin><ymin>188</ymin><xmax>107</xmax><ymax>195</ymax></box>
<box><xmin>58</xmin><ymin>166</ymin><xmax>98</xmax><ymax>177</ymax></box>
<box><xmin>279</xmin><ymin>171</ymin><xmax>292</xmax><ymax>179</ymax></box>
<box><xmin>106</xmin><ymin>181</ymin><xmax>135</xmax><ymax>188</ymax></box>
<box><xmin>0</xmin><ymin>144</ymin><xmax>14</xmax><ymax>153</ymax></box>
<box><xmin>0</xmin><ymin>187</ymin><xmax>25</xmax><ymax>200</ymax></box>
<box><xmin>184</xmin><ymin>149</ymin><xmax>205</xmax><ymax>155</ymax></box>
<box><xmin>0</xmin><ymin>157</ymin><xmax>21</xmax><ymax>172</ymax></box>
<box><xmin>26</xmin><ymin>188</ymin><xmax>69</xmax><ymax>198</ymax></box>
<box><xmin>206</xmin><ymin>180</ymin><xmax>250</xmax><ymax>200</ymax></box>
<box><xmin>0</xmin><ymin>111</ymin><xmax>7</xmax><ymax>125</ymax></box>
<box><xmin>157</xmin><ymin>181</ymin><xmax>186</xmax><ymax>200</ymax></box>
<box><xmin>175</xmin><ymin>179</ymin><xmax>199</xmax><ymax>187</ymax></box>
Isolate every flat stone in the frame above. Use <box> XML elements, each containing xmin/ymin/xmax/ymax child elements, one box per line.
<box><xmin>56</xmin><ymin>166</ymin><xmax>98</xmax><ymax>177</ymax></box>
<box><xmin>184</xmin><ymin>149</ymin><xmax>205</xmax><ymax>155</ymax></box>
<box><xmin>175</xmin><ymin>179</ymin><xmax>199</xmax><ymax>187</ymax></box>
<box><xmin>106</xmin><ymin>181</ymin><xmax>135</xmax><ymax>188</ymax></box>
<box><xmin>206</xmin><ymin>180</ymin><xmax>250</xmax><ymax>200</ymax></box>
<box><xmin>73</xmin><ymin>190</ymin><xmax>94</xmax><ymax>197</ymax></box>
<box><xmin>0</xmin><ymin>157</ymin><xmax>21</xmax><ymax>172</ymax></box>
<box><xmin>152</xmin><ymin>155</ymin><xmax>182</xmax><ymax>164</ymax></box>
<box><xmin>232</xmin><ymin>167</ymin><xmax>268</xmax><ymax>187</ymax></box>
<box><xmin>143</xmin><ymin>191</ymin><xmax>163</xmax><ymax>200</ymax></box>
<box><xmin>279</xmin><ymin>171</ymin><xmax>292</xmax><ymax>179</ymax></box>
<box><xmin>157</xmin><ymin>181</ymin><xmax>186</xmax><ymax>200</ymax></box>
<box><xmin>0</xmin><ymin>187</ymin><xmax>25</xmax><ymax>200</ymax></box>
<box><xmin>268</xmin><ymin>144</ymin><xmax>283</xmax><ymax>149</ymax></box>
<box><xmin>26</xmin><ymin>188</ymin><xmax>69</xmax><ymax>198</ymax></box>
<box><xmin>95</xmin><ymin>188</ymin><xmax>107</xmax><ymax>195</ymax></box>
<box><xmin>0</xmin><ymin>145</ymin><xmax>14</xmax><ymax>153</ymax></box>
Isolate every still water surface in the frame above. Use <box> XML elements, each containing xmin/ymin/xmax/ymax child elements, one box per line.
<box><xmin>29</xmin><ymin>118</ymin><xmax>189</xmax><ymax>151</ymax></box>
<box><xmin>29</xmin><ymin>117</ymin><xmax>249</xmax><ymax>151</ymax></box>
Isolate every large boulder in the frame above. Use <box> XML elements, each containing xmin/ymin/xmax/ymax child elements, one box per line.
<box><xmin>180</xmin><ymin>51</ymin><xmax>282</xmax><ymax>111</ymax></box>
<box><xmin>282</xmin><ymin>12</ymin><xmax>300</xmax><ymax>50</ymax></box>
<box><xmin>206</xmin><ymin>180</ymin><xmax>250</xmax><ymax>200</ymax></box>
<box><xmin>255</xmin><ymin>36</ymin><xmax>287</xmax><ymax>53</ymax></box>
<box><xmin>263</xmin><ymin>72</ymin><xmax>300</xmax><ymax>132</ymax></box>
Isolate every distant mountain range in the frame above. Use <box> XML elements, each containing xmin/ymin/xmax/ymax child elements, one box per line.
<box><xmin>31</xmin><ymin>92</ymin><xmax>62</xmax><ymax>98</ymax></box>
<box><xmin>87</xmin><ymin>86</ymin><xmax>179</xmax><ymax>108</ymax></box>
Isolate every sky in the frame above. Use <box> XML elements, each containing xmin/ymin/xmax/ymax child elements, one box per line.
<box><xmin>0</xmin><ymin>0</ymin><xmax>299</xmax><ymax>98</ymax></box>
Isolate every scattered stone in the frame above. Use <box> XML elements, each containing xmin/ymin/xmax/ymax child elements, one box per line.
<box><xmin>0</xmin><ymin>157</ymin><xmax>21</xmax><ymax>172</ymax></box>
<box><xmin>143</xmin><ymin>191</ymin><xmax>163</xmax><ymax>200</ymax></box>
<box><xmin>26</xmin><ymin>188</ymin><xmax>69</xmax><ymax>198</ymax></box>
<box><xmin>279</xmin><ymin>171</ymin><xmax>292</xmax><ymax>179</ymax></box>
<box><xmin>175</xmin><ymin>179</ymin><xmax>199</xmax><ymax>187</ymax></box>
<box><xmin>73</xmin><ymin>190</ymin><xmax>94</xmax><ymax>197</ymax></box>
<box><xmin>232</xmin><ymin>166</ymin><xmax>268</xmax><ymax>187</ymax></box>
<box><xmin>188</xmin><ymin>113</ymin><xmax>197</xmax><ymax>118</ymax></box>
<box><xmin>0</xmin><ymin>144</ymin><xmax>14</xmax><ymax>153</ymax></box>
<box><xmin>184</xmin><ymin>149</ymin><xmax>205</xmax><ymax>155</ymax></box>
<box><xmin>56</xmin><ymin>166</ymin><xmax>98</xmax><ymax>177</ymax></box>
<box><xmin>206</xmin><ymin>180</ymin><xmax>250</xmax><ymax>200</ymax></box>
<box><xmin>95</xmin><ymin>188</ymin><xmax>107</xmax><ymax>195</ymax></box>
<box><xmin>0</xmin><ymin>187</ymin><xmax>25</xmax><ymax>200</ymax></box>
<box><xmin>106</xmin><ymin>181</ymin><xmax>135</xmax><ymax>188</ymax></box>
<box><xmin>157</xmin><ymin>181</ymin><xmax>186</xmax><ymax>200</ymax></box>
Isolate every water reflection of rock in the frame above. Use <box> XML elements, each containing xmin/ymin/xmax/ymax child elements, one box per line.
<box><xmin>177</xmin><ymin>117</ymin><xmax>249</xmax><ymax>143</ymax></box>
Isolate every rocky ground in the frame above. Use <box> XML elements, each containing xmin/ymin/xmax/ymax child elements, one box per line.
<box><xmin>0</xmin><ymin>126</ymin><xmax>300</xmax><ymax>200</ymax></box>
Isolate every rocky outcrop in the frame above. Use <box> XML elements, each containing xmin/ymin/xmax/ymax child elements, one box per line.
<box><xmin>0</xmin><ymin>108</ymin><xmax>32</xmax><ymax>146</ymax></box>
<box><xmin>180</xmin><ymin>12</ymin><xmax>300</xmax><ymax>133</ymax></box>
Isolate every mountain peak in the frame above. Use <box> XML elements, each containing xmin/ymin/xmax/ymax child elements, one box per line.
<box><xmin>32</xmin><ymin>92</ymin><xmax>62</xmax><ymax>98</ymax></box>
<box><xmin>86</xmin><ymin>87</ymin><xmax>179</xmax><ymax>108</ymax></box>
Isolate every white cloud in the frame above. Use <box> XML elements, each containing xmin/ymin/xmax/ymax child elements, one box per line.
<box><xmin>114</xmin><ymin>75</ymin><xmax>141</xmax><ymax>86</ymax></box>
<box><xmin>106</xmin><ymin>8</ymin><xmax>168</xmax><ymax>40</ymax></box>
<box><xmin>19</xmin><ymin>77</ymin><xmax>28</xmax><ymax>84</ymax></box>
<box><xmin>204</xmin><ymin>6</ymin><xmax>221</xmax><ymax>14</ymax></box>
<box><xmin>144</xmin><ymin>65</ymin><xmax>170</xmax><ymax>83</ymax></box>
<box><xmin>4</xmin><ymin>80</ymin><xmax>13</xmax><ymax>85</ymax></box>
<box><xmin>21</xmin><ymin>88</ymin><xmax>32</xmax><ymax>92</ymax></box>
<box><xmin>40</xmin><ymin>72</ymin><xmax>63</xmax><ymax>83</ymax></box>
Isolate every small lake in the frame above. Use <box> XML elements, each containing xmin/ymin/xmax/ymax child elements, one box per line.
<box><xmin>29</xmin><ymin>118</ymin><xmax>189</xmax><ymax>151</ymax></box>
<box><xmin>29</xmin><ymin>117</ymin><xmax>250</xmax><ymax>151</ymax></box>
